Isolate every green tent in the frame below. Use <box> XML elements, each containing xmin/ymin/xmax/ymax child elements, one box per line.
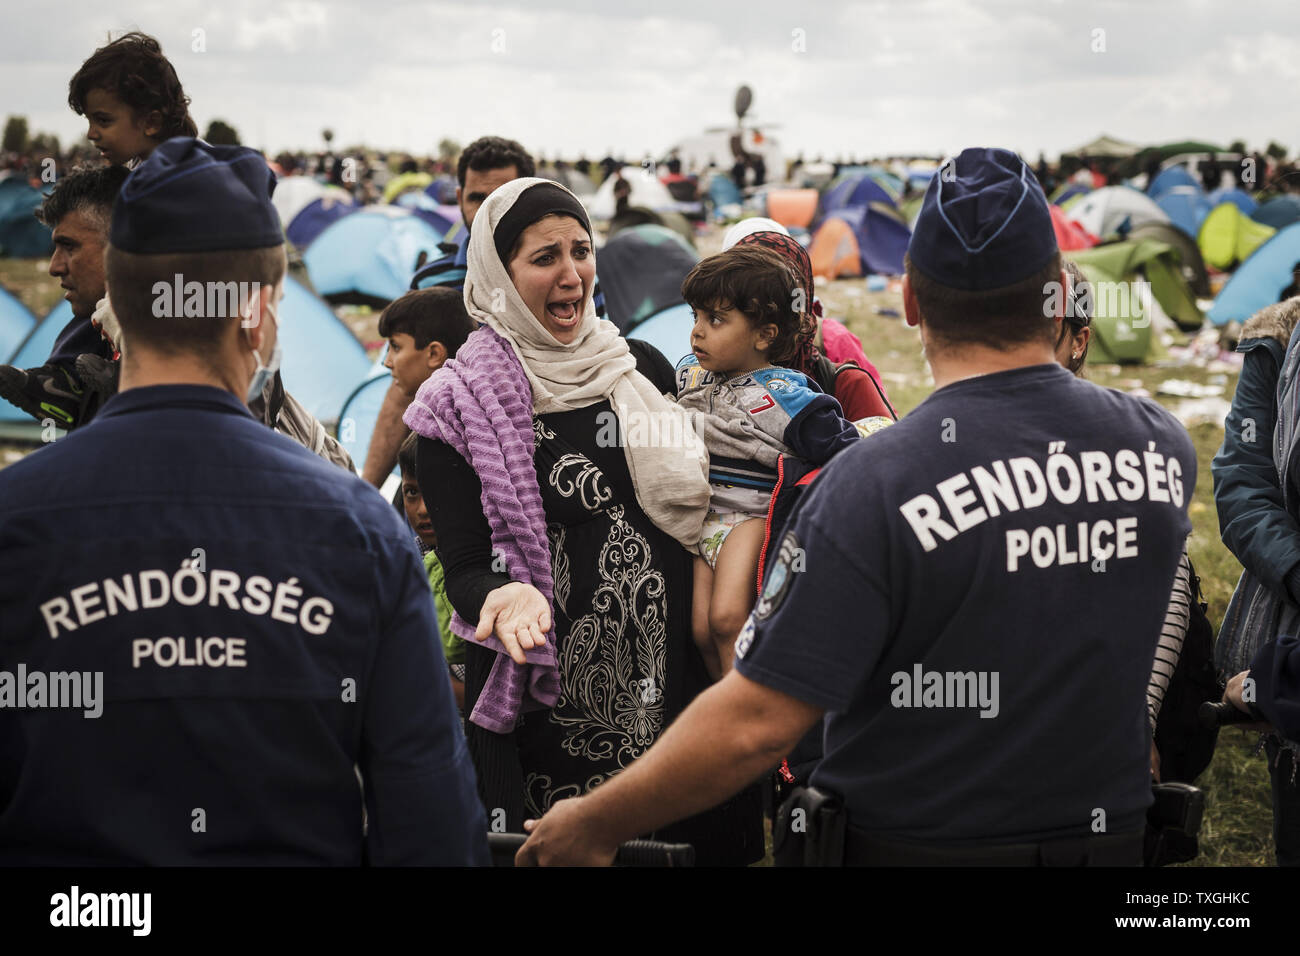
<box><xmin>1067</xmin><ymin>252</ymin><xmax>1156</xmax><ymax>364</ymax></box>
<box><xmin>1069</xmin><ymin>237</ymin><xmax>1204</xmax><ymax>331</ymax></box>
<box><xmin>1198</xmin><ymin>202</ymin><xmax>1275</xmax><ymax>270</ymax></box>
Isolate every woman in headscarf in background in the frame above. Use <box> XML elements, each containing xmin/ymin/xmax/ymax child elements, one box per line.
<box><xmin>405</xmin><ymin>178</ymin><xmax>763</xmax><ymax>864</ymax></box>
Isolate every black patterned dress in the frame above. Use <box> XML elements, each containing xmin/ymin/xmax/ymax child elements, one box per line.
<box><xmin>418</xmin><ymin>343</ymin><xmax>762</xmax><ymax>865</ymax></box>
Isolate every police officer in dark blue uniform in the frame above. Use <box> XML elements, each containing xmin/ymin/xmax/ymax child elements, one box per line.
<box><xmin>517</xmin><ymin>147</ymin><xmax>1197</xmax><ymax>866</ymax></box>
<box><xmin>0</xmin><ymin>138</ymin><xmax>488</xmax><ymax>865</ymax></box>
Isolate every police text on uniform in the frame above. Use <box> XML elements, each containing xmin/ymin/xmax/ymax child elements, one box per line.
<box><xmin>898</xmin><ymin>441</ymin><xmax>1185</xmax><ymax>570</ymax></box>
<box><xmin>38</xmin><ymin>566</ymin><xmax>336</xmax><ymax>640</ymax></box>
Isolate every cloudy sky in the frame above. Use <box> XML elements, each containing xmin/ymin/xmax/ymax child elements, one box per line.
<box><xmin>2</xmin><ymin>0</ymin><xmax>1294</xmax><ymax>164</ymax></box>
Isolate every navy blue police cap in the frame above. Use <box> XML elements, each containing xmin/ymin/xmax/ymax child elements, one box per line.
<box><xmin>110</xmin><ymin>137</ymin><xmax>282</xmax><ymax>254</ymax></box>
<box><xmin>908</xmin><ymin>147</ymin><xmax>1058</xmax><ymax>291</ymax></box>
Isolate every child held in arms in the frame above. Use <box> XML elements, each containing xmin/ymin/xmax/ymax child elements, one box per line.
<box><xmin>676</xmin><ymin>245</ymin><xmax>859</xmax><ymax>680</ymax></box>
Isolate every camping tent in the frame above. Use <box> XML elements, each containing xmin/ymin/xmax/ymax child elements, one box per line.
<box><xmin>1147</xmin><ymin>165</ymin><xmax>1199</xmax><ymax>199</ymax></box>
<box><xmin>545</xmin><ymin>168</ymin><xmax>597</xmax><ymax>198</ymax></box>
<box><xmin>1197</xmin><ymin>202</ymin><xmax>1275</xmax><ymax>270</ymax></box>
<box><xmin>827</xmin><ymin>204</ymin><xmax>910</xmax><ymax>275</ymax></box>
<box><xmin>627</xmin><ymin>301</ymin><xmax>694</xmax><ymax>366</ymax></box>
<box><xmin>1253</xmin><ymin>196</ymin><xmax>1300</xmax><ymax>230</ymax></box>
<box><xmin>764</xmin><ymin>189</ymin><xmax>819</xmax><ymax>229</ymax></box>
<box><xmin>809</xmin><ymin>217</ymin><xmax>863</xmax><ymax>279</ymax></box>
<box><xmin>1050</xmin><ymin>182</ymin><xmax>1091</xmax><ymax>206</ymax></box>
<box><xmin>821</xmin><ymin>174</ymin><xmax>895</xmax><ymax>216</ymax></box>
<box><xmin>1069</xmin><ymin>237</ymin><xmax>1203</xmax><ymax>331</ymax></box>
<box><xmin>1066</xmin><ymin>134</ymin><xmax>1141</xmax><ymax>158</ymax></box>
<box><xmin>1208</xmin><ymin>222</ymin><xmax>1300</xmax><ymax>326</ymax></box>
<box><xmin>303</xmin><ymin>206</ymin><xmax>445</xmax><ymax>305</ymax></box>
<box><xmin>336</xmin><ymin>372</ymin><xmax>390</xmax><ymax>473</ymax></box>
<box><xmin>1208</xmin><ymin>187</ymin><xmax>1257</xmax><ymax>215</ymax></box>
<box><xmin>587</xmin><ymin>167</ymin><xmax>678</xmax><ymax>220</ymax></box>
<box><xmin>1070</xmin><ymin>260</ymin><xmax>1153</xmax><ymax>364</ymax></box>
<box><xmin>382</xmin><ymin>171</ymin><xmax>433</xmax><ymax>205</ymax></box>
<box><xmin>0</xmin><ymin>286</ymin><xmax>36</xmax><ymax>362</ymax></box>
<box><xmin>1127</xmin><ymin>221</ymin><xmax>1212</xmax><ymax>297</ymax></box>
<box><xmin>597</xmin><ymin>224</ymin><xmax>699</xmax><ymax>335</ymax></box>
<box><xmin>1049</xmin><ymin>205</ymin><xmax>1099</xmax><ymax>251</ymax></box>
<box><xmin>285</xmin><ymin>193</ymin><xmax>358</xmax><ymax>248</ymax></box>
<box><xmin>393</xmin><ymin>189</ymin><xmax>462</xmax><ymax>235</ymax></box>
<box><xmin>272</xmin><ymin>176</ymin><xmax>331</xmax><ymax>228</ymax></box>
<box><xmin>0</xmin><ymin>278</ymin><xmax>369</xmax><ymax>426</ymax></box>
<box><xmin>1067</xmin><ymin>186</ymin><xmax>1169</xmax><ymax>240</ymax></box>
<box><xmin>1154</xmin><ymin>187</ymin><xmax>1212</xmax><ymax>238</ymax></box>
<box><xmin>0</xmin><ymin>177</ymin><xmax>53</xmax><ymax>258</ymax></box>
<box><xmin>1</xmin><ymin>299</ymin><xmax>74</xmax><ymax>425</ymax></box>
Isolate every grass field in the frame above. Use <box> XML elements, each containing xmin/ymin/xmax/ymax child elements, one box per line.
<box><xmin>0</xmin><ymin>254</ymin><xmax>1279</xmax><ymax>865</ymax></box>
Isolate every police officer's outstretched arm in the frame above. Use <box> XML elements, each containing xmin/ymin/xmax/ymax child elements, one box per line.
<box><xmin>360</xmin><ymin>535</ymin><xmax>489</xmax><ymax>865</ymax></box>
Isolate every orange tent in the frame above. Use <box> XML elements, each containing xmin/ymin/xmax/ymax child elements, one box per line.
<box><xmin>766</xmin><ymin>189</ymin><xmax>819</xmax><ymax>229</ymax></box>
<box><xmin>809</xmin><ymin>218</ymin><xmax>862</xmax><ymax>279</ymax></box>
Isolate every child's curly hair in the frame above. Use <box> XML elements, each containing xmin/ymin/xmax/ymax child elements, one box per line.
<box><xmin>69</xmin><ymin>32</ymin><xmax>198</xmax><ymax>140</ymax></box>
<box><xmin>681</xmin><ymin>245</ymin><xmax>816</xmax><ymax>367</ymax></box>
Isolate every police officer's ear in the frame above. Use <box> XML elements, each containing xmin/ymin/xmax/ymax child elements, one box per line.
<box><xmin>241</xmin><ymin>281</ymin><xmax>282</xmax><ymax>351</ymax></box>
<box><xmin>902</xmin><ymin>274</ymin><xmax>922</xmax><ymax>328</ymax></box>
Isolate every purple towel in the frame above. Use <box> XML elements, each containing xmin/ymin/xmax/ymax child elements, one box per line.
<box><xmin>404</xmin><ymin>326</ymin><xmax>560</xmax><ymax>733</ymax></box>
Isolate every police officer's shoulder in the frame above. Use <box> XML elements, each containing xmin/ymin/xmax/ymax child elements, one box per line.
<box><xmin>1087</xmin><ymin>378</ymin><xmax>1194</xmax><ymax>450</ymax></box>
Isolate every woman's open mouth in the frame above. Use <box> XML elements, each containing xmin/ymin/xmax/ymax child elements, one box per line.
<box><xmin>546</xmin><ymin>299</ymin><xmax>581</xmax><ymax>327</ymax></box>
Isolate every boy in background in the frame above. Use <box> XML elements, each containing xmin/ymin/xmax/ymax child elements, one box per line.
<box><xmin>399</xmin><ymin>431</ymin><xmax>465</xmax><ymax>710</ymax></box>
<box><xmin>379</xmin><ymin>287</ymin><xmax>476</xmax><ymax>399</ymax></box>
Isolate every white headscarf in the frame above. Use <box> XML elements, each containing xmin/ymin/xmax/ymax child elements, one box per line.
<box><xmin>463</xmin><ymin>177</ymin><xmax>709</xmax><ymax>548</ymax></box>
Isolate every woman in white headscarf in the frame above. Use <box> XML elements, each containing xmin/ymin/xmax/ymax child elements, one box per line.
<box><xmin>405</xmin><ymin>178</ymin><xmax>763</xmax><ymax>864</ymax></box>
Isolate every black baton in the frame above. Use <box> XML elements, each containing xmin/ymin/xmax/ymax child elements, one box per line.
<box><xmin>487</xmin><ymin>832</ymin><xmax>695</xmax><ymax>867</ymax></box>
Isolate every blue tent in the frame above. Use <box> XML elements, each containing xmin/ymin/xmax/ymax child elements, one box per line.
<box><xmin>426</xmin><ymin>175</ymin><xmax>458</xmax><ymax>205</ymax></box>
<box><xmin>0</xmin><ymin>177</ymin><xmax>52</xmax><ymax>258</ymax></box>
<box><xmin>303</xmin><ymin>207</ymin><xmax>445</xmax><ymax>305</ymax></box>
<box><xmin>335</xmin><ymin>372</ymin><xmax>391</xmax><ymax>474</ymax></box>
<box><xmin>286</xmin><ymin>195</ymin><xmax>358</xmax><ymax>248</ymax></box>
<box><xmin>395</xmin><ymin>190</ymin><xmax>462</xmax><ymax>235</ymax></box>
<box><xmin>830</xmin><ymin>203</ymin><xmax>910</xmax><ymax>275</ymax></box>
<box><xmin>1052</xmin><ymin>183</ymin><xmax>1091</xmax><ymax>207</ymax></box>
<box><xmin>821</xmin><ymin>174</ymin><xmax>895</xmax><ymax>216</ymax></box>
<box><xmin>1148</xmin><ymin>165</ymin><xmax>1200</xmax><ymax>199</ymax></box>
<box><xmin>0</xmin><ymin>286</ymin><xmax>36</xmax><ymax>361</ymax></box>
<box><xmin>276</xmin><ymin>276</ymin><xmax>373</xmax><ymax>422</ymax></box>
<box><xmin>1253</xmin><ymin>195</ymin><xmax>1300</xmax><ymax>230</ymax></box>
<box><xmin>1</xmin><ymin>279</ymin><xmax>369</xmax><ymax>425</ymax></box>
<box><xmin>0</xmin><ymin>300</ymin><xmax>71</xmax><ymax>424</ymax></box>
<box><xmin>627</xmin><ymin>301</ymin><xmax>693</xmax><ymax>366</ymax></box>
<box><xmin>1155</xmin><ymin>187</ymin><xmax>1212</xmax><ymax>237</ymax></box>
<box><xmin>708</xmin><ymin>175</ymin><xmax>742</xmax><ymax>211</ymax></box>
<box><xmin>1208</xmin><ymin>222</ymin><xmax>1300</xmax><ymax>326</ymax></box>
<box><xmin>1209</xmin><ymin>187</ymin><xmax>1258</xmax><ymax>215</ymax></box>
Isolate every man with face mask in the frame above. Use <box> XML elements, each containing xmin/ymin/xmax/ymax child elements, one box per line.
<box><xmin>0</xmin><ymin>139</ymin><xmax>488</xmax><ymax>866</ymax></box>
<box><xmin>0</xmin><ymin>163</ymin><xmax>353</xmax><ymax>471</ymax></box>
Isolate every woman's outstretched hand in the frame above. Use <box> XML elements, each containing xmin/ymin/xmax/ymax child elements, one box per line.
<box><xmin>476</xmin><ymin>582</ymin><xmax>551</xmax><ymax>665</ymax></box>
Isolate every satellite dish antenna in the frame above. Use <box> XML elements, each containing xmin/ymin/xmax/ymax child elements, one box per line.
<box><xmin>734</xmin><ymin>85</ymin><xmax>752</xmax><ymax>121</ymax></box>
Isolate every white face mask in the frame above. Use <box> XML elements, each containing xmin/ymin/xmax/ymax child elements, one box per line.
<box><xmin>244</xmin><ymin>297</ymin><xmax>282</xmax><ymax>404</ymax></box>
